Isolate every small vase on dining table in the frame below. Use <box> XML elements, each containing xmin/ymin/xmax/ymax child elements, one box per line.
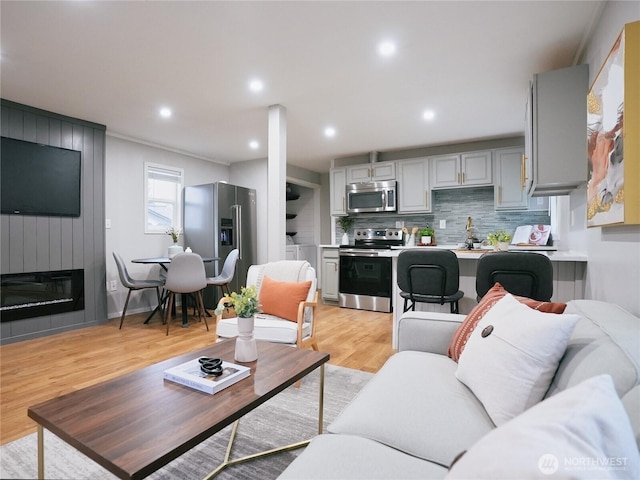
<box><xmin>168</xmin><ymin>243</ymin><xmax>183</xmax><ymax>259</ymax></box>
<box><xmin>235</xmin><ymin>315</ymin><xmax>258</xmax><ymax>362</ymax></box>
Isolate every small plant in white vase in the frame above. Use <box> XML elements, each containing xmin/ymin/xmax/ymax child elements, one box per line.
<box><xmin>166</xmin><ymin>227</ymin><xmax>183</xmax><ymax>258</ymax></box>
<box><xmin>419</xmin><ymin>226</ymin><xmax>435</xmax><ymax>245</ymax></box>
<box><xmin>487</xmin><ymin>229</ymin><xmax>512</xmax><ymax>251</ymax></box>
<box><xmin>166</xmin><ymin>226</ymin><xmax>182</xmax><ymax>244</ymax></box>
<box><xmin>337</xmin><ymin>216</ymin><xmax>355</xmax><ymax>245</ymax></box>
<box><xmin>214</xmin><ymin>286</ymin><xmax>260</xmax><ymax>362</ymax></box>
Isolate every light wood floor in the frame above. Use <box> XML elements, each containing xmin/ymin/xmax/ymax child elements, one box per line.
<box><xmin>0</xmin><ymin>301</ymin><xmax>394</xmax><ymax>445</ymax></box>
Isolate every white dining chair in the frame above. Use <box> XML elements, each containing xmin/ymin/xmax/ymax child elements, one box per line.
<box><xmin>163</xmin><ymin>252</ymin><xmax>209</xmax><ymax>336</ymax></box>
<box><xmin>113</xmin><ymin>252</ymin><xmax>165</xmax><ymax>329</ymax></box>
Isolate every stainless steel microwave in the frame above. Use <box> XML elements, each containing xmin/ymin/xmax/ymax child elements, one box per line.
<box><xmin>346</xmin><ymin>181</ymin><xmax>397</xmax><ymax>213</ymax></box>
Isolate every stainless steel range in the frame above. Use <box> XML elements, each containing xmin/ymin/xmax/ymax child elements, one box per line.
<box><xmin>338</xmin><ymin>228</ymin><xmax>403</xmax><ymax>313</ymax></box>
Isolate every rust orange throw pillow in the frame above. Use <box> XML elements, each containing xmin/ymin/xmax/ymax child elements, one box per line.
<box><xmin>259</xmin><ymin>276</ymin><xmax>312</xmax><ymax>322</ymax></box>
<box><xmin>447</xmin><ymin>282</ymin><xmax>567</xmax><ymax>362</ymax></box>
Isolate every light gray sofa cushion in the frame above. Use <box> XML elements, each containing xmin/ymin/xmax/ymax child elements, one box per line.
<box><xmin>328</xmin><ymin>350</ymin><xmax>494</xmax><ymax>467</ymax></box>
<box><xmin>547</xmin><ymin>300</ymin><xmax>640</xmax><ymax>399</ymax></box>
<box><xmin>278</xmin><ymin>434</ymin><xmax>448</xmax><ymax>480</ymax></box>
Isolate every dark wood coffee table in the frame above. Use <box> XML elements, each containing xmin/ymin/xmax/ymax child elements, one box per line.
<box><xmin>28</xmin><ymin>339</ymin><xmax>329</xmax><ymax>479</ymax></box>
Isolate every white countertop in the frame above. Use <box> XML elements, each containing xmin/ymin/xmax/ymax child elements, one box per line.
<box><xmin>382</xmin><ymin>245</ymin><xmax>587</xmax><ymax>262</ymax></box>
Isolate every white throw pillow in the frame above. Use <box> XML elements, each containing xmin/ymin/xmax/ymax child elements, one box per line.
<box><xmin>455</xmin><ymin>293</ymin><xmax>580</xmax><ymax>425</ymax></box>
<box><xmin>446</xmin><ymin>375</ymin><xmax>640</xmax><ymax>479</ymax></box>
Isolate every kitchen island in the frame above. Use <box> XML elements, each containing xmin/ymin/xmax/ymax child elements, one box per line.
<box><xmin>381</xmin><ymin>245</ymin><xmax>588</xmax><ymax>349</ymax></box>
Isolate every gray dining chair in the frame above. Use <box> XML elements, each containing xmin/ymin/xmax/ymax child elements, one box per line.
<box><xmin>113</xmin><ymin>252</ymin><xmax>165</xmax><ymax>329</ymax></box>
<box><xmin>206</xmin><ymin>249</ymin><xmax>239</xmax><ymax>304</ymax></box>
<box><xmin>164</xmin><ymin>252</ymin><xmax>209</xmax><ymax>335</ymax></box>
<box><xmin>476</xmin><ymin>251</ymin><xmax>553</xmax><ymax>302</ymax></box>
<box><xmin>397</xmin><ymin>249</ymin><xmax>464</xmax><ymax>314</ymax></box>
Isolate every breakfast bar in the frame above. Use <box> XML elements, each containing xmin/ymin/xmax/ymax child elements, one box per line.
<box><xmin>382</xmin><ymin>246</ymin><xmax>588</xmax><ymax>349</ymax></box>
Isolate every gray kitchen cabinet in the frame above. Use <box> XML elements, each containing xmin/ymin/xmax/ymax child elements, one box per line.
<box><xmin>397</xmin><ymin>157</ymin><xmax>432</xmax><ymax>213</ymax></box>
<box><xmin>430</xmin><ymin>151</ymin><xmax>492</xmax><ymax>189</ymax></box>
<box><xmin>330</xmin><ymin>167</ymin><xmax>347</xmax><ymax>216</ymax></box>
<box><xmin>494</xmin><ymin>147</ymin><xmax>528</xmax><ymax>210</ymax></box>
<box><xmin>285</xmin><ymin>246</ymin><xmax>297</xmax><ymax>260</ymax></box>
<box><xmin>321</xmin><ymin>248</ymin><xmax>339</xmax><ymax>302</ymax></box>
<box><xmin>346</xmin><ymin>161</ymin><xmax>395</xmax><ymax>183</ymax></box>
<box><xmin>524</xmin><ymin>64</ymin><xmax>588</xmax><ymax>196</ymax></box>
<box><xmin>287</xmin><ymin>245</ymin><xmax>317</xmax><ymax>271</ymax></box>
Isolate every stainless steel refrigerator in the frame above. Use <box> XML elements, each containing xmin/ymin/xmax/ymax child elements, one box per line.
<box><xmin>184</xmin><ymin>182</ymin><xmax>257</xmax><ymax>308</ymax></box>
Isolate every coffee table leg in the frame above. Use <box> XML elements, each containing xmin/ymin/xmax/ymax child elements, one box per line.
<box><xmin>37</xmin><ymin>424</ymin><xmax>44</xmax><ymax>479</ymax></box>
<box><xmin>203</xmin><ymin>364</ymin><xmax>326</xmax><ymax>480</ymax></box>
<box><xmin>318</xmin><ymin>363</ymin><xmax>325</xmax><ymax>434</ymax></box>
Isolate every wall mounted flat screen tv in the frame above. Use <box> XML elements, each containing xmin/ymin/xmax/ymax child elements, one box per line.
<box><xmin>1</xmin><ymin>137</ymin><xmax>81</xmax><ymax>217</ymax></box>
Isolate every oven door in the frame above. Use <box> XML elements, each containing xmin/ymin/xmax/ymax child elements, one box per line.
<box><xmin>338</xmin><ymin>249</ymin><xmax>392</xmax><ymax>313</ymax></box>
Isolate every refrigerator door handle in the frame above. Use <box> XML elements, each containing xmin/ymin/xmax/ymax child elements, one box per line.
<box><xmin>232</xmin><ymin>204</ymin><xmax>242</xmax><ymax>260</ymax></box>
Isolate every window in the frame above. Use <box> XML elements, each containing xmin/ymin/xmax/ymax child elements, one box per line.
<box><xmin>144</xmin><ymin>162</ymin><xmax>184</xmax><ymax>234</ymax></box>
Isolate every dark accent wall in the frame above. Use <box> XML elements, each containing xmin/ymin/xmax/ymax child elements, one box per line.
<box><xmin>0</xmin><ymin>99</ymin><xmax>107</xmax><ymax>344</ymax></box>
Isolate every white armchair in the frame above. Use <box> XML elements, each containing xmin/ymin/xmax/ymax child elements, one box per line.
<box><xmin>215</xmin><ymin>260</ymin><xmax>319</xmax><ymax>351</ymax></box>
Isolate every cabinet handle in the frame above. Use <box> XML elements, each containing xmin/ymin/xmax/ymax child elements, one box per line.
<box><xmin>462</xmin><ymin>172</ymin><xmax>465</xmax><ymax>184</ymax></box>
<box><xmin>342</xmin><ymin>196</ymin><xmax>345</xmax><ymax>211</ymax></box>
<box><xmin>498</xmin><ymin>186</ymin><xmax>502</xmax><ymax>203</ymax></box>
<box><xmin>425</xmin><ymin>191</ymin><xmax>429</xmax><ymax>209</ymax></box>
<box><xmin>457</xmin><ymin>172</ymin><xmax>461</xmax><ymax>184</ymax></box>
<box><xmin>521</xmin><ymin>155</ymin><xmax>525</xmax><ymax>189</ymax></box>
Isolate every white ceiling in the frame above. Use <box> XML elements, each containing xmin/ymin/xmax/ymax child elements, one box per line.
<box><xmin>1</xmin><ymin>1</ymin><xmax>604</xmax><ymax>173</ymax></box>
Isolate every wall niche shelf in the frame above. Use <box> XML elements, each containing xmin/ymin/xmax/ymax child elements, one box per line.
<box><xmin>286</xmin><ymin>213</ymin><xmax>297</xmax><ymax>220</ymax></box>
<box><xmin>286</xmin><ymin>232</ymin><xmax>297</xmax><ymax>237</ymax></box>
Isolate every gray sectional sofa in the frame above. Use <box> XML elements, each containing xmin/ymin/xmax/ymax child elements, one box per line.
<box><xmin>279</xmin><ymin>299</ymin><xmax>640</xmax><ymax>479</ymax></box>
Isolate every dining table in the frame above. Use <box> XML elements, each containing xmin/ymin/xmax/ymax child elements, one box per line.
<box><xmin>132</xmin><ymin>256</ymin><xmax>218</xmax><ymax>328</ymax></box>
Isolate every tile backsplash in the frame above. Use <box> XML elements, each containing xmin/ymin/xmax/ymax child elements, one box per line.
<box><xmin>336</xmin><ymin>186</ymin><xmax>551</xmax><ymax>245</ymax></box>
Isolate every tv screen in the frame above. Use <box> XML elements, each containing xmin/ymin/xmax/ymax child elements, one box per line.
<box><xmin>1</xmin><ymin>137</ymin><xmax>81</xmax><ymax>217</ymax></box>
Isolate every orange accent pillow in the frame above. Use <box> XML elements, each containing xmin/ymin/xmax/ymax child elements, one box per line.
<box><xmin>447</xmin><ymin>283</ymin><xmax>567</xmax><ymax>362</ymax></box>
<box><xmin>259</xmin><ymin>276</ymin><xmax>312</xmax><ymax>323</ymax></box>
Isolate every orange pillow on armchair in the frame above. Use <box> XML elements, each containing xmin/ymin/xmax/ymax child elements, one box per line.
<box><xmin>259</xmin><ymin>275</ymin><xmax>312</xmax><ymax>322</ymax></box>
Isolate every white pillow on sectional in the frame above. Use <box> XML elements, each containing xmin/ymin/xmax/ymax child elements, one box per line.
<box><xmin>455</xmin><ymin>293</ymin><xmax>580</xmax><ymax>425</ymax></box>
<box><xmin>446</xmin><ymin>375</ymin><xmax>640</xmax><ymax>479</ymax></box>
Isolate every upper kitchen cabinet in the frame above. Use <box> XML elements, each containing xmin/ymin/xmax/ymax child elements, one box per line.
<box><xmin>524</xmin><ymin>64</ymin><xmax>588</xmax><ymax>196</ymax></box>
<box><xmin>346</xmin><ymin>161</ymin><xmax>395</xmax><ymax>184</ymax></box>
<box><xmin>494</xmin><ymin>147</ymin><xmax>529</xmax><ymax>210</ymax></box>
<box><xmin>397</xmin><ymin>157</ymin><xmax>432</xmax><ymax>213</ymax></box>
<box><xmin>330</xmin><ymin>167</ymin><xmax>347</xmax><ymax>216</ymax></box>
<box><xmin>430</xmin><ymin>151</ymin><xmax>492</xmax><ymax>189</ymax></box>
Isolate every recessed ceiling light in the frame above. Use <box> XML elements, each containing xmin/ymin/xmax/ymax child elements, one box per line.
<box><xmin>159</xmin><ymin>107</ymin><xmax>172</xmax><ymax>118</ymax></box>
<box><xmin>249</xmin><ymin>140</ymin><xmax>259</xmax><ymax>150</ymax></box>
<box><xmin>378</xmin><ymin>41</ymin><xmax>396</xmax><ymax>57</ymax></box>
<box><xmin>422</xmin><ymin>109</ymin><xmax>436</xmax><ymax>121</ymax></box>
<box><xmin>249</xmin><ymin>79</ymin><xmax>264</xmax><ymax>92</ymax></box>
<box><xmin>324</xmin><ymin>127</ymin><xmax>336</xmax><ymax>138</ymax></box>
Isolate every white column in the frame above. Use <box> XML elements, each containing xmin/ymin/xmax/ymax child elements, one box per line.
<box><xmin>267</xmin><ymin>104</ymin><xmax>287</xmax><ymax>262</ymax></box>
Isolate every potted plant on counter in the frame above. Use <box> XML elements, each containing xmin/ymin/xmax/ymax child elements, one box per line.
<box><xmin>487</xmin><ymin>229</ymin><xmax>512</xmax><ymax>251</ymax></box>
<box><xmin>419</xmin><ymin>226</ymin><xmax>435</xmax><ymax>245</ymax></box>
<box><xmin>337</xmin><ymin>216</ymin><xmax>355</xmax><ymax>245</ymax></box>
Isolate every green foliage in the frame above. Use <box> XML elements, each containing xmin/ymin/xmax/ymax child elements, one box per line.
<box><xmin>337</xmin><ymin>216</ymin><xmax>355</xmax><ymax>232</ymax></box>
<box><xmin>487</xmin><ymin>229</ymin><xmax>512</xmax><ymax>245</ymax></box>
<box><xmin>166</xmin><ymin>227</ymin><xmax>181</xmax><ymax>243</ymax></box>
<box><xmin>214</xmin><ymin>285</ymin><xmax>260</xmax><ymax>318</ymax></box>
<box><xmin>419</xmin><ymin>226</ymin><xmax>435</xmax><ymax>237</ymax></box>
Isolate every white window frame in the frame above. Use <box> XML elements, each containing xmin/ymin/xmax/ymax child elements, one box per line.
<box><xmin>144</xmin><ymin>162</ymin><xmax>184</xmax><ymax>234</ymax></box>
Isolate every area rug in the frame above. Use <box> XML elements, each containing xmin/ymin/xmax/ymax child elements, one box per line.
<box><xmin>0</xmin><ymin>364</ymin><xmax>373</xmax><ymax>480</ymax></box>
